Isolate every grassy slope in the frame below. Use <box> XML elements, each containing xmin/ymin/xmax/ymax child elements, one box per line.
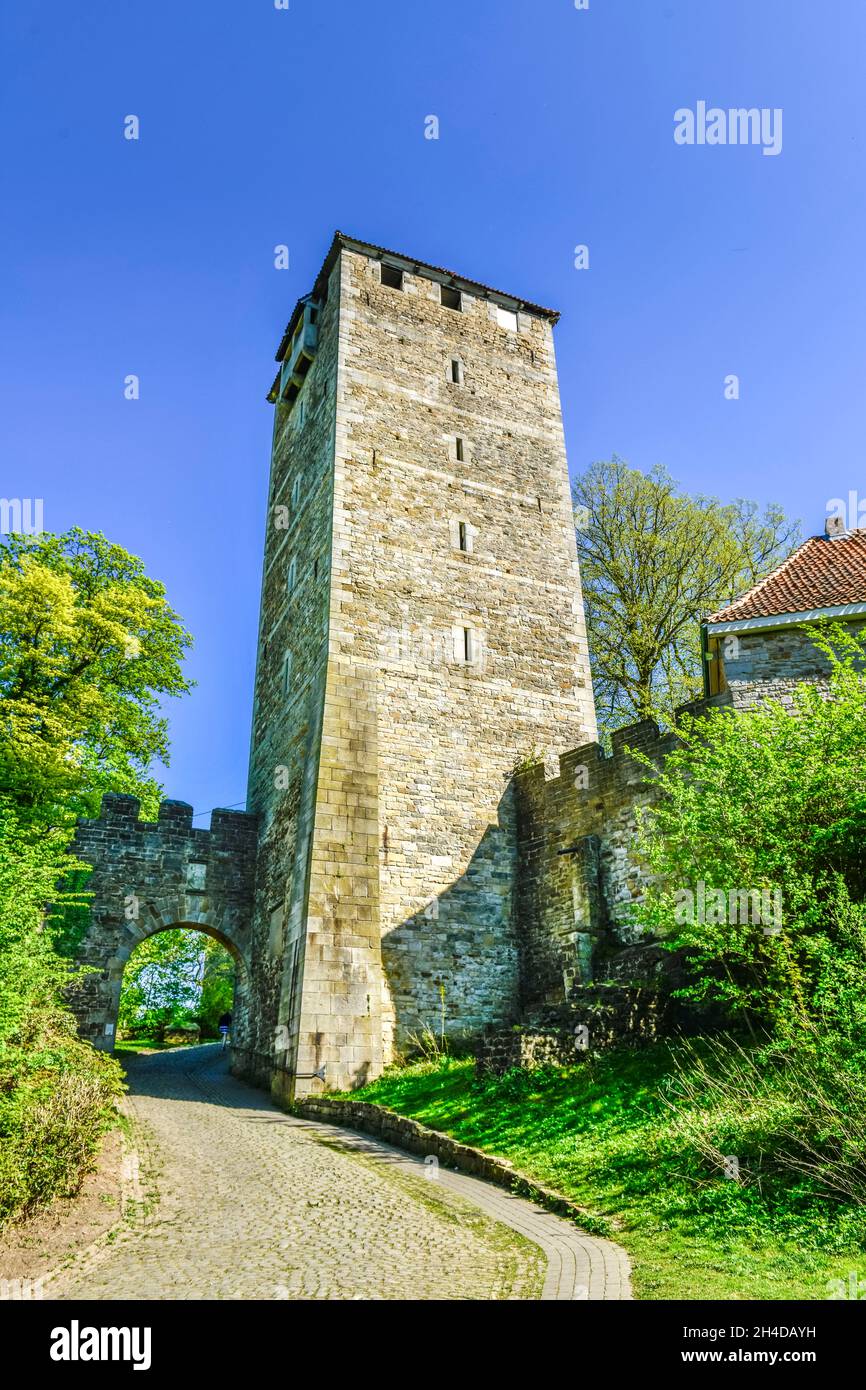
<box><xmin>351</xmin><ymin>1044</ymin><xmax>866</xmax><ymax>1300</ymax></box>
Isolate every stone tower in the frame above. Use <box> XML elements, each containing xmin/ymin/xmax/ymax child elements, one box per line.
<box><xmin>238</xmin><ymin>232</ymin><xmax>597</xmax><ymax>1101</ymax></box>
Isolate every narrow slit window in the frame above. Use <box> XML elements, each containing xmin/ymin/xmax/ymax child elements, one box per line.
<box><xmin>463</xmin><ymin>627</ymin><xmax>474</xmax><ymax>663</ymax></box>
<box><xmin>451</xmin><ymin>519</ymin><xmax>473</xmax><ymax>554</ymax></box>
<box><xmin>450</xmin><ymin>358</ymin><xmax>463</xmax><ymax>384</ymax></box>
<box><xmin>455</xmin><ymin>436</ymin><xmax>465</xmax><ymax>462</ymax></box>
<box><xmin>441</xmin><ymin>285</ymin><xmax>462</xmax><ymax>311</ymax></box>
<box><xmin>380</xmin><ymin>263</ymin><xmax>404</xmax><ymax>290</ymax></box>
<box><xmin>291</xmin><ymin>474</ymin><xmax>303</xmax><ymax>509</ymax></box>
<box><xmin>287</xmin><ymin>557</ymin><xmax>297</xmax><ymax>594</ymax></box>
<box><xmin>281</xmin><ymin>651</ymin><xmax>293</xmax><ymax>695</ymax></box>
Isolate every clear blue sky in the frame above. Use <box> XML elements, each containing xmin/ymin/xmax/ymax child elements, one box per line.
<box><xmin>3</xmin><ymin>1</ymin><xmax>864</xmax><ymax>818</ymax></box>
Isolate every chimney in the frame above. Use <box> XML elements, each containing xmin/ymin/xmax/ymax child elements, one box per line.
<box><xmin>825</xmin><ymin>512</ymin><xmax>849</xmax><ymax>539</ymax></box>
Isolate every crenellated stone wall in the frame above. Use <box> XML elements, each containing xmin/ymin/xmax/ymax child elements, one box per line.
<box><xmin>68</xmin><ymin>794</ymin><xmax>258</xmax><ymax>1053</ymax></box>
<box><xmin>512</xmin><ymin>695</ymin><xmax>731</xmax><ymax>1015</ymax></box>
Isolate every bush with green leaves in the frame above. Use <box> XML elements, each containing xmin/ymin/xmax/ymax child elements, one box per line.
<box><xmin>662</xmin><ymin>1035</ymin><xmax>866</xmax><ymax>1209</ymax></box>
<box><xmin>0</xmin><ymin>808</ymin><xmax>124</xmax><ymax>1225</ymax></box>
<box><xmin>631</xmin><ymin>623</ymin><xmax>866</xmax><ymax>1043</ymax></box>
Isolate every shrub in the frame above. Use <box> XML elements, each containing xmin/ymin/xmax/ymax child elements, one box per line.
<box><xmin>663</xmin><ymin>1034</ymin><xmax>866</xmax><ymax>1208</ymax></box>
<box><xmin>0</xmin><ymin>1034</ymin><xmax>124</xmax><ymax>1223</ymax></box>
<box><xmin>631</xmin><ymin>623</ymin><xmax>866</xmax><ymax>1042</ymax></box>
<box><xmin>0</xmin><ymin>809</ymin><xmax>125</xmax><ymax>1227</ymax></box>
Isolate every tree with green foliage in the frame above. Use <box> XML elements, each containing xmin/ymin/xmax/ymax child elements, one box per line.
<box><xmin>197</xmin><ymin>937</ymin><xmax>235</xmax><ymax>1038</ymax></box>
<box><xmin>117</xmin><ymin>929</ymin><xmax>235</xmax><ymax>1042</ymax></box>
<box><xmin>117</xmin><ymin>930</ymin><xmax>207</xmax><ymax>1041</ymax></box>
<box><xmin>573</xmin><ymin>458</ymin><xmax>800</xmax><ymax>733</ymax></box>
<box><xmin>631</xmin><ymin>624</ymin><xmax>866</xmax><ymax>1043</ymax></box>
<box><xmin>0</xmin><ymin>527</ymin><xmax>192</xmax><ymax>829</ymax></box>
<box><xmin>0</xmin><ymin>529</ymin><xmax>193</xmax><ymax>1225</ymax></box>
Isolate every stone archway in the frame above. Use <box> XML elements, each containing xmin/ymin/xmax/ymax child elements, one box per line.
<box><xmin>106</xmin><ymin>917</ymin><xmax>252</xmax><ymax>1053</ymax></box>
<box><xmin>68</xmin><ymin>794</ymin><xmax>259</xmax><ymax>1058</ymax></box>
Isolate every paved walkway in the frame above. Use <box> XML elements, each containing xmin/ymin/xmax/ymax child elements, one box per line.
<box><xmin>46</xmin><ymin>1045</ymin><xmax>630</xmax><ymax>1302</ymax></box>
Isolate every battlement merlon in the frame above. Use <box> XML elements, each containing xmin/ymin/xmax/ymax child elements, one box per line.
<box><xmin>74</xmin><ymin>800</ymin><xmax>258</xmax><ymax>872</ymax></box>
<box><xmin>513</xmin><ymin>692</ymin><xmax>733</xmax><ymax>795</ymax></box>
<box><xmin>74</xmin><ymin>793</ymin><xmax>258</xmax><ymax>849</ymax></box>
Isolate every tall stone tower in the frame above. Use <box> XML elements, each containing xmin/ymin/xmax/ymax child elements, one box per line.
<box><xmin>240</xmin><ymin>232</ymin><xmax>596</xmax><ymax>1101</ymax></box>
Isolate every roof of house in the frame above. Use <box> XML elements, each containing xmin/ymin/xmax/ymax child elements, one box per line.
<box><xmin>706</xmin><ymin>530</ymin><xmax>866</xmax><ymax>625</ymax></box>
<box><xmin>272</xmin><ymin>231</ymin><xmax>560</xmax><ymax>364</ymax></box>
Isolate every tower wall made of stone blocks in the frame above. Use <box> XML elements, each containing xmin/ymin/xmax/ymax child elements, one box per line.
<box><xmin>69</xmin><ymin>794</ymin><xmax>258</xmax><ymax>1052</ymax></box>
<box><xmin>248</xmin><ymin>238</ymin><xmax>598</xmax><ymax>1096</ymax></box>
<box><xmin>243</xmin><ymin>251</ymin><xmax>342</xmax><ymax>1096</ymax></box>
<box><xmin>333</xmin><ymin>248</ymin><xmax>597</xmax><ymax>1061</ymax></box>
<box><xmin>514</xmin><ymin>694</ymin><xmax>731</xmax><ymax>1011</ymax></box>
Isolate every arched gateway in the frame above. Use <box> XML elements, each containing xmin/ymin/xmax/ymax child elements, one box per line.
<box><xmin>69</xmin><ymin>794</ymin><xmax>259</xmax><ymax>1064</ymax></box>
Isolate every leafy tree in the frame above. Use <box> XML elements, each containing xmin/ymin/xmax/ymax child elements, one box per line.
<box><xmin>573</xmin><ymin>458</ymin><xmax>800</xmax><ymax>732</ymax></box>
<box><xmin>0</xmin><ymin>528</ymin><xmax>193</xmax><ymax>829</ymax></box>
<box><xmin>197</xmin><ymin>937</ymin><xmax>235</xmax><ymax>1037</ymax></box>
<box><xmin>631</xmin><ymin>625</ymin><xmax>866</xmax><ymax>1042</ymax></box>
<box><xmin>0</xmin><ymin>529</ymin><xmax>192</xmax><ymax>1221</ymax></box>
<box><xmin>117</xmin><ymin>931</ymin><xmax>235</xmax><ymax>1041</ymax></box>
<box><xmin>118</xmin><ymin>930</ymin><xmax>205</xmax><ymax>1040</ymax></box>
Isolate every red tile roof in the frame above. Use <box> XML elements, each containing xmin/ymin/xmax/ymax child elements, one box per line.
<box><xmin>707</xmin><ymin>531</ymin><xmax>866</xmax><ymax>624</ymax></box>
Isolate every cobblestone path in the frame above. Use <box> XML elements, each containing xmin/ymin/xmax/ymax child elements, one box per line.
<box><xmin>46</xmin><ymin>1044</ymin><xmax>630</xmax><ymax>1301</ymax></box>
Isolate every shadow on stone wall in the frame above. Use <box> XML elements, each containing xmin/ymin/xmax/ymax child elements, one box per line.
<box><xmin>380</xmin><ymin>813</ymin><xmax>519</xmax><ymax>1052</ymax></box>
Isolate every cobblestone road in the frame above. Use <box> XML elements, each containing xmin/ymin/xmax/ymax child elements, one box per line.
<box><xmin>46</xmin><ymin>1045</ymin><xmax>629</xmax><ymax>1301</ymax></box>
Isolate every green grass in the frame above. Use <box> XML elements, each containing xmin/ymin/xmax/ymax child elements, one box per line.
<box><xmin>351</xmin><ymin>1043</ymin><xmax>866</xmax><ymax>1300</ymax></box>
<box><xmin>114</xmin><ymin>1037</ymin><xmax>208</xmax><ymax>1053</ymax></box>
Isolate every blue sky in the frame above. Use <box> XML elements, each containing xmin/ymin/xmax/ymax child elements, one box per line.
<box><xmin>3</xmin><ymin>0</ymin><xmax>865</xmax><ymax>818</ymax></box>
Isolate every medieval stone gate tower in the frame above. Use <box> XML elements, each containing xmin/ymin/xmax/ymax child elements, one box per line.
<box><xmin>239</xmin><ymin>232</ymin><xmax>596</xmax><ymax>1100</ymax></box>
<box><xmin>70</xmin><ymin>232</ymin><xmax>596</xmax><ymax>1102</ymax></box>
